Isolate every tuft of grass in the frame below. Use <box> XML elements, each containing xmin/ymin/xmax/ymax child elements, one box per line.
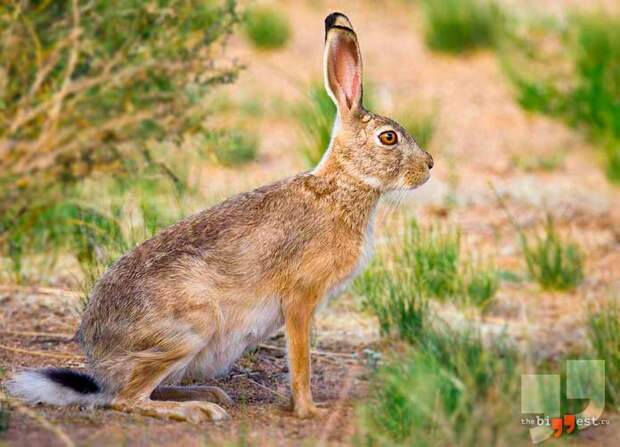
<box><xmin>205</xmin><ymin>128</ymin><xmax>259</xmax><ymax>167</ymax></box>
<box><xmin>2</xmin><ymin>202</ymin><xmax>122</xmax><ymax>283</ymax></box>
<box><xmin>244</xmin><ymin>7</ymin><xmax>291</xmax><ymax>49</ymax></box>
<box><xmin>401</xmin><ymin>221</ymin><xmax>461</xmax><ymax>299</ymax></box>
<box><xmin>293</xmin><ymin>83</ymin><xmax>338</xmax><ymax>167</ymax></box>
<box><xmin>354</xmin><ymin>262</ymin><xmax>429</xmax><ymax>343</ymax></box>
<box><xmin>520</xmin><ymin>216</ymin><xmax>584</xmax><ymax>291</ymax></box>
<box><xmin>587</xmin><ymin>302</ymin><xmax>620</xmax><ymax>409</ymax></box>
<box><xmin>503</xmin><ymin>14</ymin><xmax>620</xmax><ymax>183</ymax></box>
<box><xmin>493</xmin><ymin>187</ymin><xmax>585</xmax><ymax>291</ymax></box>
<box><xmin>360</xmin><ymin>325</ymin><xmax>522</xmax><ymax>446</ymax></box>
<box><xmin>402</xmin><ymin>220</ymin><xmax>498</xmax><ymax>305</ymax></box>
<box><xmin>464</xmin><ymin>260</ymin><xmax>499</xmax><ymax>308</ymax></box>
<box><xmin>354</xmin><ymin>218</ymin><xmax>498</xmax><ymax>338</ymax></box>
<box><xmin>420</xmin><ymin>0</ymin><xmax>504</xmax><ymax>54</ymax></box>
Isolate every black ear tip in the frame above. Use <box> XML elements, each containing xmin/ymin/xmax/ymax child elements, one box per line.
<box><xmin>325</xmin><ymin>12</ymin><xmax>353</xmax><ymax>33</ymax></box>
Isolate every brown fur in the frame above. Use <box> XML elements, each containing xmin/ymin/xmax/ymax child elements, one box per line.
<box><xmin>10</xmin><ymin>12</ymin><xmax>433</xmax><ymax>422</ymax></box>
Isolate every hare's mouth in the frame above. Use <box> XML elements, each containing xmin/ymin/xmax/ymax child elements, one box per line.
<box><xmin>403</xmin><ymin>167</ymin><xmax>431</xmax><ymax>190</ymax></box>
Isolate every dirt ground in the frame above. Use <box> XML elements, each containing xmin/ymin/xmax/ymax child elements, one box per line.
<box><xmin>1</xmin><ymin>0</ymin><xmax>620</xmax><ymax>445</ymax></box>
<box><xmin>0</xmin><ymin>287</ymin><xmax>373</xmax><ymax>446</ymax></box>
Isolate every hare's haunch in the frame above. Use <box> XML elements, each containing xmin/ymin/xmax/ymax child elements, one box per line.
<box><xmin>7</xmin><ymin>12</ymin><xmax>433</xmax><ymax>421</ymax></box>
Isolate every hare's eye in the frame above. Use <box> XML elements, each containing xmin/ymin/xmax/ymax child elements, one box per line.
<box><xmin>378</xmin><ymin>130</ymin><xmax>398</xmax><ymax>146</ymax></box>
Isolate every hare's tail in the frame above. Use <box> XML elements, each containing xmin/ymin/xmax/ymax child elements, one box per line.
<box><xmin>7</xmin><ymin>368</ymin><xmax>108</xmax><ymax>407</ymax></box>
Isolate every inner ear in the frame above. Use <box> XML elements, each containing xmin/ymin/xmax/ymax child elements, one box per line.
<box><xmin>327</xmin><ymin>32</ymin><xmax>362</xmax><ymax>112</ymax></box>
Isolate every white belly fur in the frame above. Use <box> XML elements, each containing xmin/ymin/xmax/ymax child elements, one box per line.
<box><xmin>181</xmin><ymin>296</ymin><xmax>284</xmax><ymax>381</ymax></box>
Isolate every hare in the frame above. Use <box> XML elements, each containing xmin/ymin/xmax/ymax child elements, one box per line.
<box><xmin>7</xmin><ymin>12</ymin><xmax>433</xmax><ymax>422</ymax></box>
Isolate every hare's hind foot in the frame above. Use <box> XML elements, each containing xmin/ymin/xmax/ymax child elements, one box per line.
<box><xmin>151</xmin><ymin>385</ymin><xmax>233</xmax><ymax>406</ymax></box>
<box><xmin>111</xmin><ymin>399</ymin><xmax>229</xmax><ymax>423</ymax></box>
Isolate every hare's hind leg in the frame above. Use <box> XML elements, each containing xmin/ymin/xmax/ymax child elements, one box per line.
<box><xmin>108</xmin><ymin>337</ymin><xmax>229</xmax><ymax>422</ymax></box>
<box><xmin>111</xmin><ymin>399</ymin><xmax>228</xmax><ymax>423</ymax></box>
<box><xmin>151</xmin><ymin>385</ymin><xmax>233</xmax><ymax>406</ymax></box>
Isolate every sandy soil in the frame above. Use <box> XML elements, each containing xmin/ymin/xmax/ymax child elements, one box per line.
<box><xmin>1</xmin><ymin>0</ymin><xmax>619</xmax><ymax>445</ymax></box>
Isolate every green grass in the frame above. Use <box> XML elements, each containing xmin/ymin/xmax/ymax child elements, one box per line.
<box><xmin>401</xmin><ymin>220</ymin><xmax>498</xmax><ymax>306</ymax></box>
<box><xmin>394</xmin><ymin>108</ymin><xmax>436</xmax><ymax>151</ymax></box>
<box><xmin>401</xmin><ymin>221</ymin><xmax>461</xmax><ymax>299</ymax></box>
<box><xmin>1</xmin><ymin>117</ymin><xmax>256</xmax><ymax>285</ymax></box>
<box><xmin>503</xmin><ymin>14</ymin><xmax>620</xmax><ymax>183</ymax></box>
<box><xmin>293</xmin><ymin>83</ymin><xmax>338</xmax><ymax>167</ymax></box>
<box><xmin>0</xmin><ymin>0</ymin><xmax>241</xmax><ymax>220</ymax></box>
<box><xmin>420</xmin><ymin>0</ymin><xmax>504</xmax><ymax>54</ymax></box>
<box><xmin>512</xmin><ymin>152</ymin><xmax>565</xmax><ymax>172</ymax></box>
<box><xmin>354</xmin><ymin>262</ymin><xmax>429</xmax><ymax>343</ymax></box>
<box><xmin>204</xmin><ymin>128</ymin><xmax>259</xmax><ymax>167</ymax></box>
<box><xmin>587</xmin><ymin>302</ymin><xmax>620</xmax><ymax>409</ymax></box>
<box><xmin>360</xmin><ymin>325</ymin><xmax>522</xmax><ymax>446</ymax></box>
<box><xmin>463</xmin><ymin>260</ymin><xmax>500</xmax><ymax>307</ymax></box>
<box><xmin>354</xmin><ymin>219</ymin><xmax>498</xmax><ymax>338</ymax></box>
<box><xmin>293</xmin><ymin>84</ymin><xmax>433</xmax><ymax>167</ymax></box>
<box><xmin>244</xmin><ymin>7</ymin><xmax>291</xmax><ymax>49</ymax></box>
<box><xmin>0</xmin><ymin>134</ymin><xmax>205</xmax><ymax>284</ymax></box>
<box><xmin>520</xmin><ymin>216</ymin><xmax>584</xmax><ymax>291</ymax></box>
<box><xmin>3</xmin><ymin>202</ymin><xmax>122</xmax><ymax>283</ymax></box>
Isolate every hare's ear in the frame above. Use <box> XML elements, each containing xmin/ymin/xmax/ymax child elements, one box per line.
<box><xmin>323</xmin><ymin>12</ymin><xmax>363</xmax><ymax>116</ymax></box>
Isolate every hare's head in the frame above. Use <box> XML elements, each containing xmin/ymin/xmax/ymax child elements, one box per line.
<box><xmin>314</xmin><ymin>12</ymin><xmax>433</xmax><ymax>192</ymax></box>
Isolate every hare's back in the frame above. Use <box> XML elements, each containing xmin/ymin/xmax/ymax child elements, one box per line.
<box><xmin>78</xmin><ymin>175</ymin><xmax>326</xmax><ymax>345</ymax></box>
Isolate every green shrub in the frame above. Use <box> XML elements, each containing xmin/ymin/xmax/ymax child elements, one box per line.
<box><xmin>503</xmin><ymin>14</ymin><xmax>620</xmax><ymax>182</ymax></box>
<box><xmin>420</xmin><ymin>0</ymin><xmax>503</xmax><ymax>53</ymax></box>
<box><xmin>587</xmin><ymin>302</ymin><xmax>620</xmax><ymax>409</ymax></box>
<box><xmin>244</xmin><ymin>7</ymin><xmax>291</xmax><ymax>49</ymax></box>
<box><xmin>361</xmin><ymin>326</ymin><xmax>522</xmax><ymax>446</ymax></box>
<box><xmin>0</xmin><ymin>0</ymin><xmax>241</xmax><ymax>220</ymax></box>
<box><xmin>520</xmin><ymin>216</ymin><xmax>584</xmax><ymax>291</ymax></box>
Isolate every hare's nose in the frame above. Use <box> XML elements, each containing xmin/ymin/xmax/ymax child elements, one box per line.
<box><xmin>426</xmin><ymin>153</ymin><xmax>434</xmax><ymax>170</ymax></box>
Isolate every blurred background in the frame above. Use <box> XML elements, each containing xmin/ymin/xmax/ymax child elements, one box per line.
<box><xmin>1</xmin><ymin>0</ymin><xmax>619</xmax><ymax>445</ymax></box>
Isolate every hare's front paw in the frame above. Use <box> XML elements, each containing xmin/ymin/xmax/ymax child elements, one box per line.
<box><xmin>293</xmin><ymin>402</ymin><xmax>328</xmax><ymax>419</ymax></box>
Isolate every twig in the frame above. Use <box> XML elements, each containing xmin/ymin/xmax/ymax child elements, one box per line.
<box><xmin>42</xmin><ymin>0</ymin><xmax>81</xmax><ymax>141</ymax></box>
<box><xmin>259</xmin><ymin>343</ymin><xmax>358</xmax><ymax>359</ymax></box>
<box><xmin>0</xmin><ymin>330</ymin><xmax>74</xmax><ymax>340</ymax></box>
<box><xmin>234</xmin><ymin>375</ymin><xmax>288</xmax><ymax>403</ymax></box>
<box><xmin>1</xmin><ymin>391</ymin><xmax>75</xmax><ymax>447</ymax></box>
<box><xmin>0</xmin><ymin>343</ymin><xmax>82</xmax><ymax>360</ymax></box>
